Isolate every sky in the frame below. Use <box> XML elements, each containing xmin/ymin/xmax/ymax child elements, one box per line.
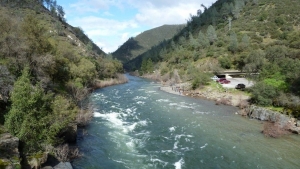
<box><xmin>57</xmin><ymin>0</ymin><xmax>216</xmax><ymax>53</ymax></box>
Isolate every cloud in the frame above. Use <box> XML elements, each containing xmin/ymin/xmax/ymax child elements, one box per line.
<box><xmin>65</xmin><ymin>0</ymin><xmax>216</xmax><ymax>53</ymax></box>
<box><xmin>131</xmin><ymin>0</ymin><xmax>214</xmax><ymax>27</ymax></box>
<box><xmin>70</xmin><ymin>16</ymin><xmax>138</xmax><ymax>36</ymax></box>
<box><xmin>69</xmin><ymin>0</ymin><xmax>122</xmax><ymax>13</ymax></box>
<box><xmin>135</xmin><ymin>3</ymin><xmax>199</xmax><ymax>26</ymax></box>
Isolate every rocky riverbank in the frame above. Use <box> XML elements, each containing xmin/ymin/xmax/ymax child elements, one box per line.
<box><xmin>238</xmin><ymin>105</ymin><xmax>300</xmax><ymax>135</ymax></box>
<box><xmin>160</xmin><ymin>82</ymin><xmax>250</xmax><ymax>107</ymax></box>
<box><xmin>159</xmin><ymin>82</ymin><xmax>300</xmax><ymax>136</ymax></box>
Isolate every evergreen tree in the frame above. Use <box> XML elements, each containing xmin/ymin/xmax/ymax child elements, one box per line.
<box><xmin>240</xmin><ymin>34</ymin><xmax>250</xmax><ymax>50</ymax></box>
<box><xmin>140</xmin><ymin>58</ymin><xmax>147</xmax><ymax>74</ymax></box>
<box><xmin>45</xmin><ymin>0</ymin><xmax>51</xmax><ymax>9</ymax></box>
<box><xmin>228</xmin><ymin>31</ymin><xmax>238</xmax><ymax>53</ymax></box>
<box><xmin>198</xmin><ymin>30</ymin><xmax>209</xmax><ymax>48</ymax></box>
<box><xmin>228</xmin><ymin>17</ymin><xmax>232</xmax><ymax>30</ymax></box>
<box><xmin>146</xmin><ymin>58</ymin><xmax>154</xmax><ymax>73</ymax></box>
<box><xmin>206</xmin><ymin>25</ymin><xmax>217</xmax><ymax>45</ymax></box>
<box><xmin>5</xmin><ymin>67</ymin><xmax>51</xmax><ymax>151</ymax></box>
<box><xmin>220</xmin><ymin>2</ymin><xmax>230</xmax><ymax>18</ymax></box>
<box><xmin>56</xmin><ymin>5</ymin><xmax>65</xmax><ymax>21</ymax></box>
<box><xmin>189</xmin><ymin>32</ymin><xmax>199</xmax><ymax>50</ymax></box>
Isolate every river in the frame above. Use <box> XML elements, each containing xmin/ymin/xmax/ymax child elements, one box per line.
<box><xmin>72</xmin><ymin>75</ymin><xmax>300</xmax><ymax>169</ymax></box>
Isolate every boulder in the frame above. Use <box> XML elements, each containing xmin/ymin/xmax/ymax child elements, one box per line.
<box><xmin>245</xmin><ymin>105</ymin><xmax>300</xmax><ymax>134</ymax></box>
<box><xmin>297</xmin><ymin>120</ymin><xmax>300</xmax><ymax>127</ymax></box>
<box><xmin>0</xmin><ymin>133</ymin><xmax>19</xmax><ymax>158</ymax></box>
<box><xmin>0</xmin><ymin>133</ymin><xmax>20</xmax><ymax>169</ymax></box>
<box><xmin>53</xmin><ymin>162</ymin><xmax>73</xmax><ymax>169</ymax></box>
<box><xmin>27</xmin><ymin>153</ymin><xmax>48</xmax><ymax>169</ymax></box>
<box><xmin>42</xmin><ymin>167</ymin><xmax>53</xmax><ymax>169</ymax></box>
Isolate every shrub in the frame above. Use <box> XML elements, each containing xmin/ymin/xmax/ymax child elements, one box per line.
<box><xmin>218</xmin><ymin>57</ymin><xmax>231</xmax><ymax>69</ymax></box>
<box><xmin>250</xmin><ymin>81</ymin><xmax>278</xmax><ymax>106</ymax></box>
<box><xmin>191</xmin><ymin>72</ymin><xmax>211</xmax><ymax>90</ymax></box>
<box><xmin>53</xmin><ymin>144</ymin><xmax>80</xmax><ymax>162</ymax></box>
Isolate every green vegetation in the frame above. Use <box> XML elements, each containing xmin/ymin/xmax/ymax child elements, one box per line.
<box><xmin>124</xmin><ymin>0</ymin><xmax>300</xmax><ymax>118</ymax></box>
<box><xmin>0</xmin><ymin>0</ymin><xmax>124</xmax><ymax>155</ymax></box>
<box><xmin>113</xmin><ymin>25</ymin><xmax>185</xmax><ymax>63</ymax></box>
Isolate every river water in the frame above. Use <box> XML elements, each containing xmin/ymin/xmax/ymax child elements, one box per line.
<box><xmin>72</xmin><ymin>75</ymin><xmax>300</xmax><ymax>169</ymax></box>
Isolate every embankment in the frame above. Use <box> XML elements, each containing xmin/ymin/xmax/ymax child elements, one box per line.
<box><xmin>159</xmin><ymin>82</ymin><xmax>300</xmax><ymax>136</ymax></box>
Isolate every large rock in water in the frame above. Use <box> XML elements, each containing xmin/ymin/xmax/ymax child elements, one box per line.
<box><xmin>0</xmin><ymin>133</ymin><xmax>21</xmax><ymax>168</ymax></box>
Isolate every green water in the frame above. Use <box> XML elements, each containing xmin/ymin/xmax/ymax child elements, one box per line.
<box><xmin>72</xmin><ymin>75</ymin><xmax>300</xmax><ymax>169</ymax></box>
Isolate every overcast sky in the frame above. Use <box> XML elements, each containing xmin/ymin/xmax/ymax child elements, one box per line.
<box><xmin>57</xmin><ymin>0</ymin><xmax>216</xmax><ymax>53</ymax></box>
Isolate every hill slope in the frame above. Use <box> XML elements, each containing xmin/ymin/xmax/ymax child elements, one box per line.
<box><xmin>112</xmin><ymin>24</ymin><xmax>185</xmax><ymax>63</ymax></box>
<box><xmin>125</xmin><ymin>0</ymin><xmax>300</xmax><ymax>116</ymax></box>
<box><xmin>0</xmin><ymin>0</ymin><xmax>124</xmax><ymax>164</ymax></box>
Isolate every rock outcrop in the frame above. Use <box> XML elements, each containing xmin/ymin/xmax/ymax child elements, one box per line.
<box><xmin>42</xmin><ymin>162</ymin><xmax>73</xmax><ymax>169</ymax></box>
<box><xmin>0</xmin><ymin>133</ymin><xmax>20</xmax><ymax>169</ymax></box>
<box><xmin>27</xmin><ymin>153</ymin><xmax>48</xmax><ymax>169</ymax></box>
<box><xmin>240</xmin><ymin>105</ymin><xmax>300</xmax><ymax>134</ymax></box>
<box><xmin>53</xmin><ymin>162</ymin><xmax>73</xmax><ymax>169</ymax></box>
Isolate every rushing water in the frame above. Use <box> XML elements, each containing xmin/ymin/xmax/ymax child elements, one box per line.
<box><xmin>72</xmin><ymin>75</ymin><xmax>300</xmax><ymax>169</ymax></box>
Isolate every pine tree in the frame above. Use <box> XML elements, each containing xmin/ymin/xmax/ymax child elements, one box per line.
<box><xmin>140</xmin><ymin>58</ymin><xmax>147</xmax><ymax>74</ymax></box>
<box><xmin>240</xmin><ymin>34</ymin><xmax>250</xmax><ymax>50</ymax></box>
<box><xmin>198</xmin><ymin>30</ymin><xmax>209</xmax><ymax>48</ymax></box>
<box><xmin>5</xmin><ymin>67</ymin><xmax>51</xmax><ymax>151</ymax></box>
<box><xmin>206</xmin><ymin>25</ymin><xmax>217</xmax><ymax>45</ymax></box>
<box><xmin>228</xmin><ymin>31</ymin><xmax>238</xmax><ymax>53</ymax></box>
<box><xmin>146</xmin><ymin>58</ymin><xmax>154</xmax><ymax>73</ymax></box>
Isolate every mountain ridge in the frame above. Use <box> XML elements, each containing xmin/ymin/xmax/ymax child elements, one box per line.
<box><xmin>112</xmin><ymin>24</ymin><xmax>185</xmax><ymax>63</ymax></box>
<box><xmin>124</xmin><ymin>0</ymin><xmax>300</xmax><ymax>116</ymax></box>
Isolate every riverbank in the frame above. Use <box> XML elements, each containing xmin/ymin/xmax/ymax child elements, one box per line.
<box><xmin>159</xmin><ymin>81</ymin><xmax>300</xmax><ymax>137</ymax></box>
<box><xmin>160</xmin><ymin>82</ymin><xmax>250</xmax><ymax>107</ymax></box>
<box><xmin>93</xmin><ymin>74</ymin><xmax>128</xmax><ymax>89</ymax></box>
<box><xmin>0</xmin><ymin>74</ymin><xmax>129</xmax><ymax>169</ymax></box>
<box><xmin>72</xmin><ymin>74</ymin><xmax>300</xmax><ymax>168</ymax></box>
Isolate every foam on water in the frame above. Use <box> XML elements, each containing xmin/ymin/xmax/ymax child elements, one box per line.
<box><xmin>150</xmin><ymin>158</ymin><xmax>168</xmax><ymax>167</ymax></box>
<box><xmin>136</xmin><ymin>101</ymin><xmax>145</xmax><ymax>105</ymax></box>
<box><xmin>133</xmin><ymin>96</ymin><xmax>148</xmax><ymax>100</ymax></box>
<box><xmin>146</xmin><ymin>90</ymin><xmax>157</xmax><ymax>93</ymax></box>
<box><xmin>200</xmin><ymin>143</ymin><xmax>208</xmax><ymax>149</ymax></box>
<box><xmin>174</xmin><ymin>158</ymin><xmax>184</xmax><ymax>169</ymax></box>
<box><xmin>126</xmin><ymin>139</ymin><xmax>135</xmax><ymax>148</ymax></box>
<box><xmin>126</xmin><ymin>108</ymin><xmax>133</xmax><ymax>113</ymax></box>
<box><xmin>93</xmin><ymin>112</ymin><xmax>106</xmax><ymax>118</ymax></box>
<box><xmin>169</xmin><ymin>126</ymin><xmax>176</xmax><ymax>132</ymax></box>
<box><xmin>193</xmin><ymin>111</ymin><xmax>210</xmax><ymax>115</ymax></box>
<box><xmin>174</xmin><ymin>141</ymin><xmax>179</xmax><ymax>149</ymax></box>
<box><xmin>156</xmin><ymin>99</ymin><xmax>170</xmax><ymax>102</ymax></box>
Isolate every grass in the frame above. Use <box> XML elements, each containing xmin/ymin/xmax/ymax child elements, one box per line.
<box><xmin>264</xmin><ymin>106</ymin><xmax>285</xmax><ymax>112</ymax></box>
<box><xmin>0</xmin><ymin>125</ymin><xmax>7</xmax><ymax>135</ymax></box>
<box><xmin>0</xmin><ymin>58</ymin><xmax>10</xmax><ymax>65</ymax></box>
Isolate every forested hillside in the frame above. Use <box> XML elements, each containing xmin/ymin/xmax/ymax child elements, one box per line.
<box><xmin>112</xmin><ymin>24</ymin><xmax>185</xmax><ymax>63</ymax></box>
<box><xmin>0</xmin><ymin>0</ymin><xmax>124</xmax><ymax>164</ymax></box>
<box><xmin>125</xmin><ymin>0</ymin><xmax>300</xmax><ymax>117</ymax></box>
